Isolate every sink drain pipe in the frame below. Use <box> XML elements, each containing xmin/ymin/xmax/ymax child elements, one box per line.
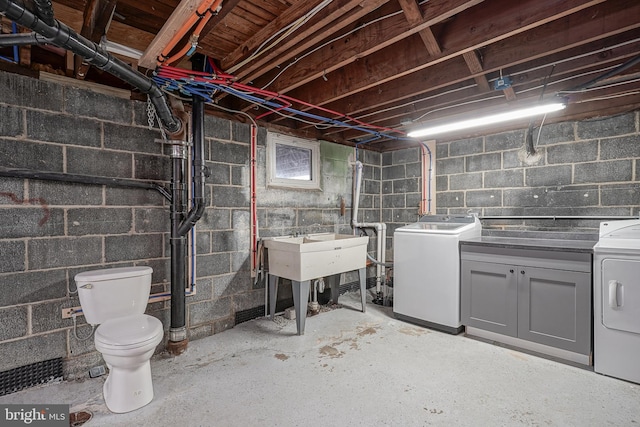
<box><xmin>0</xmin><ymin>0</ymin><xmax>182</xmax><ymax>135</ymax></box>
<box><xmin>352</xmin><ymin>161</ymin><xmax>387</xmax><ymax>304</ymax></box>
<box><xmin>167</xmin><ymin>95</ymin><xmax>207</xmax><ymax>355</ymax></box>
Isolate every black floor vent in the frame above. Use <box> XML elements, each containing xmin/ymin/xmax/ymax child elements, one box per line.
<box><xmin>0</xmin><ymin>358</ymin><xmax>63</xmax><ymax>396</ymax></box>
<box><xmin>235</xmin><ymin>305</ymin><xmax>266</xmax><ymax>325</ymax></box>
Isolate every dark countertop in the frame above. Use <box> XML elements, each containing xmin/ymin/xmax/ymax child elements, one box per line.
<box><xmin>460</xmin><ymin>236</ymin><xmax>597</xmax><ymax>253</ymax></box>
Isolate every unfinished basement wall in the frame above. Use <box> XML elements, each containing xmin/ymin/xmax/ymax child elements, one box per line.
<box><xmin>433</xmin><ymin>110</ymin><xmax>640</xmax><ymax>231</ymax></box>
<box><xmin>0</xmin><ymin>70</ymin><xmax>371</xmax><ymax>383</ymax></box>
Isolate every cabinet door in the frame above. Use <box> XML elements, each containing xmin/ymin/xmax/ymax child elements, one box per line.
<box><xmin>518</xmin><ymin>267</ymin><xmax>591</xmax><ymax>354</ymax></box>
<box><xmin>461</xmin><ymin>260</ymin><xmax>518</xmax><ymax>337</ymax></box>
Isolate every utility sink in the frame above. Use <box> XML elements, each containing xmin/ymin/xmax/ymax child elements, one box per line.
<box><xmin>264</xmin><ymin>233</ymin><xmax>369</xmax><ymax>282</ymax></box>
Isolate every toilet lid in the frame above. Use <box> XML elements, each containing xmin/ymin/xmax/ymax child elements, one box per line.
<box><xmin>95</xmin><ymin>314</ymin><xmax>163</xmax><ymax>349</ymax></box>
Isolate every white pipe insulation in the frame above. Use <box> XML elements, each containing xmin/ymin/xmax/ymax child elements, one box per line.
<box><xmin>352</xmin><ymin>161</ymin><xmax>386</xmax><ymax>295</ymax></box>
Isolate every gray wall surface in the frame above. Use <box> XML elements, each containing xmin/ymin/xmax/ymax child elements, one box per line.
<box><xmin>0</xmin><ymin>71</ymin><xmax>377</xmax><ymax>380</ymax></box>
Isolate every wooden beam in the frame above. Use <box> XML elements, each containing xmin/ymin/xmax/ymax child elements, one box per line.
<box><xmin>280</xmin><ymin>0</ymin><xmax>620</xmax><ymax>112</ymax></box>
<box><xmin>138</xmin><ymin>0</ymin><xmax>202</xmax><ymax>69</ymax></box>
<box><xmin>397</xmin><ymin>0</ymin><xmax>443</xmax><ymax>55</ymax></box>
<box><xmin>462</xmin><ymin>50</ymin><xmax>491</xmax><ymax>92</ymax></box>
<box><xmin>218</xmin><ymin>0</ymin><xmax>391</xmax><ymax>81</ymax></box>
<box><xmin>74</xmin><ymin>0</ymin><xmax>117</xmax><ymax>80</ymax></box>
<box><xmin>256</xmin><ymin>0</ymin><xmax>479</xmax><ymax>94</ymax></box>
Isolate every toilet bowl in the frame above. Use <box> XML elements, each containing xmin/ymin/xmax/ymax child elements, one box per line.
<box><xmin>75</xmin><ymin>266</ymin><xmax>164</xmax><ymax>413</ymax></box>
<box><xmin>95</xmin><ymin>314</ymin><xmax>164</xmax><ymax>413</ymax></box>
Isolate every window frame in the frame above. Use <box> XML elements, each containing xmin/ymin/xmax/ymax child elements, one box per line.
<box><xmin>266</xmin><ymin>132</ymin><xmax>321</xmax><ymax>190</ymax></box>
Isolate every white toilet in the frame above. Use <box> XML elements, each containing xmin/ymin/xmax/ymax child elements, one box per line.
<box><xmin>75</xmin><ymin>266</ymin><xmax>164</xmax><ymax>413</ymax></box>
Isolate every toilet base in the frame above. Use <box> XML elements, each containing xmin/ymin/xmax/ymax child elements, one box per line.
<box><xmin>102</xmin><ymin>359</ymin><xmax>154</xmax><ymax>413</ymax></box>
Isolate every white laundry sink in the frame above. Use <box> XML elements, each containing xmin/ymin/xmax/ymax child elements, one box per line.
<box><xmin>264</xmin><ymin>233</ymin><xmax>369</xmax><ymax>281</ymax></box>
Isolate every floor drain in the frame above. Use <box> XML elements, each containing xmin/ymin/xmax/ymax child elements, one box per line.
<box><xmin>70</xmin><ymin>410</ymin><xmax>92</xmax><ymax>426</ymax></box>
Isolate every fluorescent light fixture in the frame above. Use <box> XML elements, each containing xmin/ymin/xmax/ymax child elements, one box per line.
<box><xmin>407</xmin><ymin>101</ymin><xmax>567</xmax><ymax>138</ymax></box>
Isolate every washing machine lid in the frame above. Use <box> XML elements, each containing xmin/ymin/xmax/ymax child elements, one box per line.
<box><xmin>595</xmin><ymin>219</ymin><xmax>640</xmax><ymax>251</ymax></box>
<box><xmin>397</xmin><ymin>215</ymin><xmax>480</xmax><ymax>234</ymax></box>
<box><xmin>95</xmin><ymin>314</ymin><xmax>163</xmax><ymax>348</ymax></box>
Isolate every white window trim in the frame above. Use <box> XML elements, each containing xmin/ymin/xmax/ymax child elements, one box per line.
<box><xmin>266</xmin><ymin>132</ymin><xmax>321</xmax><ymax>190</ymax></box>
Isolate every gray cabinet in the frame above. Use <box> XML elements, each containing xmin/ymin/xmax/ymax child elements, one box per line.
<box><xmin>461</xmin><ymin>244</ymin><xmax>592</xmax><ymax>356</ymax></box>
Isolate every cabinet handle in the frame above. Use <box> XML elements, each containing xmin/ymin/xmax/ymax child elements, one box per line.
<box><xmin>509</xmin><ymin>269</ymin><xmax>514</xmax><ymax>273</ymax></box>
<box><xmin>521</xmin><ymin>270</ymin><xmax>525</xmax><ymax>275</ymax></box>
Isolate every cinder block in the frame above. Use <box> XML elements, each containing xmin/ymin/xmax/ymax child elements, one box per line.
<box><xmin>196</xmin><ymin>253</ymin><xmax>231</xmax><ymax>277</ymax></box>
<box><xmin>525</xmin><ymin>165</ymin><xmax>572</xmax><ymax>187</ymax></box>
<box><xmin>436</xmin><ymin>191</ymin><xmax>464</xmax><ymax>208</ymax></box>
<box><xmin>105</xmin><ymin>233</ymin><xmax>163</xmax><ymax>262</ymax></box>
<box><xmin>0</xmin><ymin>269</ymin><xmax>67</xmax><ymax>307</ymax></box>
<box><xmin>382</xmin><ymin>152</ymin><xmax>393</xmax><ymax>166</ymax></box>
<box><xmin>533</xmin><ymin>122</ymin><xmax>575</xmax><ymax>145</ymax></box>
<box><xmin>0</xmin><ymin>306</ymin><xmax>28</xmax><ymax>340</ymax></box>
<box><xmin>0</xmin><ymin>331</ymin><xmax>67</xmax><ymax>372</ymax></box>
<box><xmin>577</xmin><ymin>112</ymin><xmax>635</xmax><ymax>139</ymax></box>
<box><xmin>0</xmin><ymin>240</ymin><xmax>25</xmax><ymax>273</ymax></box>
<box><xmin>29</xmin><ymin>236</ymin><xmax>102</xmax><ymax>269</ymax></box>
<box><xmin>64</xmin><ymin>86</ymin><xmax>132</xmax><ymax>124</ymax></box>
<box><xmin>0</xmin><ymin>105</ymin><xmax>23</xmax><ymax>137</ymax></box>
<box><xmin>600</xmin><ymin>135</ymin><xmax>640</xmax><ymax>160</ymax></box>
<box><xmin>383</xmin><ymin>194</ymin><xmax>406</xmax><ymax>209</ymax></box>
<box><xmin>0</xmin><ymin>208</ymin><xmax>64</xmax><ymax>238</ymax></box>
<box><xmin>436</xmin><ymin>157</ymin><xmax>464</xmax><ymax>175</ymax></box>
<box><xmin>466</xmin><ymin>189</ymin><xmax>502</xmax><ymax>207</ymax></box>
<box><xmin>485</xmin><ymin>130</ymin><xmax>525</xmax><ymax>152</ymax></box>
<box><xmin>392</xmin><ymin>147</ymin><xmax>420</xmax><ymax>164</ymax></box>
<box><xmin>29</xmin><ymin>180</ymin><xmax>103</xmax><ymax>205</ymax></box>
<box><xmin>365</xmin><ymin>179</ymin><xmax>381</xmax><ymax>194</ymax></box>
<box><xmin>134</xmin><ymin>153</ymin><xmax>170</xmax><ymax>181</ymax></box>
<box><xmin>393</xmin><ymin>178</ymin><xmax>419</xmax><ymax>193</ymax></box>
<box><xmin>405</xmin><ymin>162</ymin><xmax>421</xmax><ymax>179</ymax></box>
<box><xmin>198</xmin><ymin>208</ymin><xmax>231</xmax><ymax>230</ymax></box>
<box><xmin>502</xmin><ymin>150</ymin><xmax>522</xmax><ymax>169</ymax></box>
<box><xmin>465</xmin><ymin>153</ymin><xmax>501</xmax><ymax>172</ymax></box>
<box><xmin>211</xmin><ymin>140</ymin><xmax>249</xmax><ymax>164</ymax></box>
<box><xmin>601</xmin><ymin>183</ymin><xmax>640</xmax><ymax>206</ymax></box>
<box><xmin>0</xmin><ymin>178</ymin><xmax>24</xmax><ymax>205</ymax></box>
<box><xmin>105</xmin><ymin>186</ymin><xmax>166</xmax><ymax>206</ymax></box>
<box><xmin>67</xmin><ymin>208</ymin><xmax>131</xmax><ymax>236</ymax></box>
<box><xmin>574</xmin><ymin>160</ymin><xmax>632</xmax><ymax>184</ymax></box>
<box><xmin>232</xmin><ymin>252</ymin><xmax>250</xmax><ymax>272</ymax></box>
<box><xmin>212</xmin><ymin>185</ymin><xmax>250</xmax><ymax>207</ymax></box>
<box><xmin>231</xmin><ymin>122</ymin><xmax>251</xmax><ymax>143</ymax></box>
<box><xmin>265</xmin><ymin>209</ymin><xmax>295</xmax><ymax>229</ymax></box>
<box><xmin>26</xmin><ymin>110</ymin><xmax>101</xmax><ymax>147</ymax></box>
<box><xmin>382</xmin><ymin>164</ymin><xmax>405</xmax><ymax>180</ymax></box>
<box><xmin>67</xmin><ymin>147</ymin><xmax>132</xmax><ymax>178</ymax></box>
<box><xmin>547</xmin><ymin>140</ymin><xmax>598</xmax><ymax>164</ymax></box>
<box><xmin>232</xmin><ymin>210</ymin><xmax>250</xmax><ymax>229</ymax></box>
<box><xmin>104</xmin><ymin>122</ymin><xmax>162</xmax><ymax>154</ymax></box>
<box><xmin>484</xmin><ymin>169</ymin><xmax>524</xmax><ymax>188</ymax></box>
<box><xmin>503</xmin><ymin>188</ymin><xmax>548</xmax><ymax>208</ymax></box>
<box><xmin>450</xmin><ymin>172</ymin><xmax>482</xmax><ymax>190</ymax></box>
<box><xmin>450</xmin><ymin>137</ymin><xmax>483</xmax><ymax>156</ymax></box>
<box><xmin>298</xmin><ymin>209</ymin><xmax>324</xmax><ymax>226</ymax></box>
<box><xmin>0</xmin><ymin>138</ymin><xmax>63</xmax><ymax>171</ymax></box>
<box><xmin>392</xmin><ymin>208</ymin><xmax>420</xmax><ymax>223</ymax></box>
<box><xmin>31</xmin><ymin>300</ymin><xmax>74</xmax><ymax>334</ymax></box>
<box><xmin>0</xmin><ymin>71</ymin><xmax>63</xmax><ymax>111</ymax></box>
<box><xmin>204</xmin><ymin>115</ymin><xmax>231</xmax><ymax>142</ymax></box>
<box><xmin>188</xmin><ymin>297</ymin><xmax>232</xmax><ymax>326</ymax></box>
<box><xmin>134</xmin><ymin>208</ymin><xmax>168</xmax><ymax>234</ymax></box>
<box><xmin>231</xmin><ymin>165</ymin><xmax>247</xmax><ymax>186</ymax></box>
<box><xmin>363</xmin><ymin>150</ymin><xmax>380</xmax><ymax>166</ymax></box>
<box><xmin>206</xmin><ymin>161</ymin><xmax>230</xmax><ymax>185</ymax></box>
<box><xmin>406</xmin><ymin>192</ymin><xmax>422</xmax><ymax>209</ymax></box>
<box><xmin>436</xmin><ymin>142</ymin><xmax>449</xmax><ymax>159</ymax></box>
<box><xmin>436</xmin><ymin>175</ymin><xmax>448</xmax><ymax>191</ymax></box>
<box><xmin>212</xmin><ymin>230</ymin><xmax>250</xmax><ymax>252</ymax></box>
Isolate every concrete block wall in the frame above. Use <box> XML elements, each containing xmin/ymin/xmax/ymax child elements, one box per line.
<box><xmin>0</xmin><ymin>71</ymin><xmax>366</xmax><ymax>381</ymax></box>
<box><xmin>434</xmin><ymin>111</ymin><xmax>640</xmax><ymax>230</ymax></box>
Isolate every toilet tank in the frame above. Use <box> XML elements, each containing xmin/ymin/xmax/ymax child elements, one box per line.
<box><xmin>75</xmin><ymin>266</ymin><xmax>153</xmax><ymax>325</ymax></box>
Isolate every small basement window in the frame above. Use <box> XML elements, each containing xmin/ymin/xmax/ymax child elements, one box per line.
<box><xmin>267</xmin><ymin>132</ymin><xmax>320</xmax><ymax>190</ymax></box>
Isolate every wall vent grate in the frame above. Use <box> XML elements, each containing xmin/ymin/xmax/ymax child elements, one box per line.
<box><xmin>0</xmin><ymin>358</ymin><xmax>63</xmax><ymax>396</ymax></box>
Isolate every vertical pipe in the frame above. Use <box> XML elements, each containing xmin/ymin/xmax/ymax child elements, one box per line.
<box><xmin>169</xmin><ymin>145</ymin><xmax>187</xmax><ymax>344</ymax></box>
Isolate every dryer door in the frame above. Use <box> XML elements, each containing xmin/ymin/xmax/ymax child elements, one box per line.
<box><xmin>602</xmin><ymin>258</ymin><xmax>640</xmax><ymax>334</ymax></box>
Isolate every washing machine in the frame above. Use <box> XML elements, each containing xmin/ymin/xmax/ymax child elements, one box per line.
<box><xmin>393</xmin><ymin>215</ymin><xmax>482</xmax><ymax>334</ymax></box>
<box><xmin>593</xmin><ymin>218</ymin><xmax>640</xmax><ymax>384</ymax></box>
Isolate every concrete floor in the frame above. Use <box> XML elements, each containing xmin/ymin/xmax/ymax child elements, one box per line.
<box><xmin>2</xmin><ymin>292</ymin><xmax>639</xmax><ymax>427</ymax></box>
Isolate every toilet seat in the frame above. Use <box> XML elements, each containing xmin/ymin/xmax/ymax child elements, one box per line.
<box><xmin>95</xmin><ymin>314</ymin><xmax>163</xmax><ymax>352</ymax></box>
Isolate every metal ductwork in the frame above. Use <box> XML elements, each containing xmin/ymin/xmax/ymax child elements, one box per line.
<box><xmin>0</xmin><ymin>0</ymin><xmax>182</xmax><ymax>134</ymax></box>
